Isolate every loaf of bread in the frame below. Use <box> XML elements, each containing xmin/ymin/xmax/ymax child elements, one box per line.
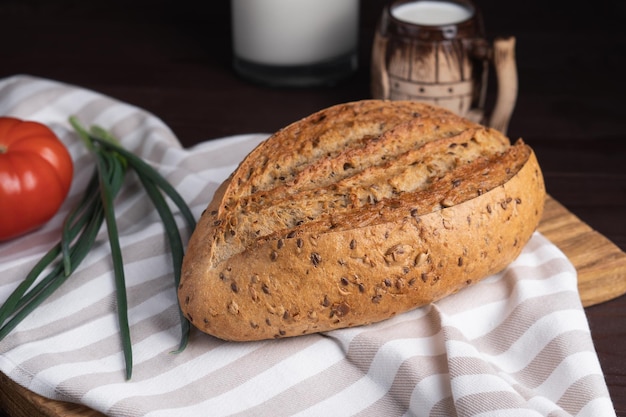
<box><xmin>179</xmin><ymin>100</ymin><xmax>546</xmax><ymax>341</ymax></box>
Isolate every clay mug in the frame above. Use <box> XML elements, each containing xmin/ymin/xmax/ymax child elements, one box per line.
<box><xmin>371</xmin><ymin>0</ymin><xmax>517</xmax><ymax>133</ymax></box>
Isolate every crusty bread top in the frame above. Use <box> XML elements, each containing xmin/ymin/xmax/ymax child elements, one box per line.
<box><xmin>206</xmin><ymin>100</ymin><xmax>511</xmax><ymax>265</ymax></box>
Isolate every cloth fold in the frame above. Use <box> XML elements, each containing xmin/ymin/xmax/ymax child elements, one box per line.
<box><xmin>0</xmin><ymin>75</ymin><xmax>615</xmax><ymax>417</ymax></box>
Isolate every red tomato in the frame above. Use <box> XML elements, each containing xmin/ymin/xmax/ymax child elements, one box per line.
<box><xmin>0</xmin><ymin>117</ymin><xmax>74</xmax><ymax>241</ymax></box>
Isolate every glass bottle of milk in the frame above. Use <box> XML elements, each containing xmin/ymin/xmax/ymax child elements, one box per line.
<box><xmin>231</xmin><ymin>0</ymin><xmax>359</xmax><ymax>87</ymax></box>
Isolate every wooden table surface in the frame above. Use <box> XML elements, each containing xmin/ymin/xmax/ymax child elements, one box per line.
<box><xmin>0</xmin><ymin>0</ymin><xmax>624</xmax><ymax>416</ymax></box>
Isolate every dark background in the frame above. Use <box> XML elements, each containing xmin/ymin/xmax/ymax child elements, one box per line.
<box><xmin>0</xmin><ymin>0</ymin><xmax>625</xmax><ymax>415</ymax></box>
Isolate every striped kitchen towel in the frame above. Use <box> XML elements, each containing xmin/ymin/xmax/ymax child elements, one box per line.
<box><xmin>0</xmin><ymin>75</ymin><xmax>616</xmax><ymax>417</ymax></box>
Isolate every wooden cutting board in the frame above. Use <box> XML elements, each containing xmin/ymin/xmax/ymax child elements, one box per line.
<box><xmin>539</xmin><ymin>195</ymin><xmax>626</xmax><ymax>306</ymax></box>
<box><xmin>1</xmin><ymin>195</ymin><xmax>625</xmax><ymax>417</ymax></box>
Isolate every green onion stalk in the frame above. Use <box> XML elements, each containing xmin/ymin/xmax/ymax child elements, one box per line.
<box><xmin>0</xmin><ymin>117</ymin><xmax>196</xmax><ymax>380</ymax></box>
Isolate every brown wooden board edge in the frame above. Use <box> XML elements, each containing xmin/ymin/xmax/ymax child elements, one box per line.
<box><xmin>2</xmin><ymin>195</ymin><xmax>626</xmax><ymax>417</ymax></box>
<box><xmin>0</xmin><ymin>372</ymin><xmax>103</xmax><ymax>417</ymax></box>
<box><xmin>539</xmin><ymin>195</ymin><xmax>626</xmax><ymax>307</ymax></box>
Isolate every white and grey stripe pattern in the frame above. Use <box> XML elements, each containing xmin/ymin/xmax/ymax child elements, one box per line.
<box><xmin>0</xmin><ymin>75</ymin><xmax>615</xmax><ymax>416</ymax></box>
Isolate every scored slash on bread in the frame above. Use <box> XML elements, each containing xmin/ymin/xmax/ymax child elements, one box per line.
<box><xmin>179</xmin><ymin>100</ymin><xmax>546</xmax><ymax>341</ymax></box>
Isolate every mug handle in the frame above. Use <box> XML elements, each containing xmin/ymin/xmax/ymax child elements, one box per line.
<box><xmin>488</xmin><ymin>37</ymin><xmax>518</xmax><ymax>134</ymax></box>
